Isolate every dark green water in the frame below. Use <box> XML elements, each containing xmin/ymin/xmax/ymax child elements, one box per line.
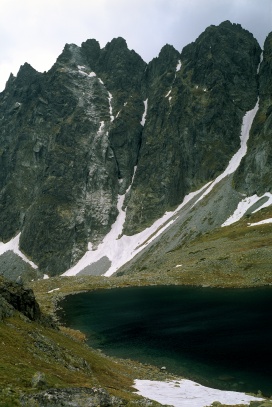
<box><xmin>58</xmin><ymin>285</ymin><xmax>272</xmax><ymax>396</ymax></box>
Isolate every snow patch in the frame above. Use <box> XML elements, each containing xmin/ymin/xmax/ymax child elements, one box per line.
<box><xmin>176</xmin><ymin>60</ymin><xmax>182</xmax><ymax>71</ymax></box>
<box><xmin>108</xmin><ymin>92</ymin><xmax>114</xmax><ymax>122</ymax></box>
<box><xmin>47</xmin><ymin>288</ymin><xmax>60</xmax><ymax>294</ymax></box>
<box><xmin>77</xmin><ymin>65</ymin><xmax>91</xmax><ymax>78</ymax></box>
<box><xmin>62</xmin><ymin>181</ymin><xmax>210</xmax><ymax>277</ymax></box>
<box><xmin>222</xmin><ymin>192</ymin><xmax>272</xmax><ymax>227</ymax></box>
<box><xmin>97</xmin><ymin>121</ymin><xmax>105</xmax><ymax>134</ymax></box>
<box><xmin>164</xmin><ymin>59</ymin><xmax>182</xmax><ymax>103</ymax></box>
<box><xmin>253</xmin><ymin>192</ymin><xmax>272</xmax><ymax>212</ymax></box>
<box><xmin>88</xmin><ymin>72</ymin><xmax>96</xmax><ymax>77</ymax></box>
<box><xmin>141</xmin><ymin>99</ymin><xmax>148</xmax><ymax>126</ymax></box>
<box><xmin>257</xmin><ymin>51</ymin><xmax>263</xmax><ymax>74</ymax></box>
<box><xmin>195</xmin><ymin>100</ymin><xmax>259</xmax><ymax>207</ymax></box>
<box><xmin>0</xmin><ymin>233</ymin><xmax>38</xmax><ymax>269</ymax></box>
<box><xmin>248</xmin><ymin>218</ymin><xmax>272</xmax><ymax>227</ymax></box>
<box><xmin>43</xmin><ymin>274</ymin><xmax>49</xmax><ymax>279</ymax></box>
<box><xmin>134</xmin><ymin>379</ymin><xmax>264</xmax><ymax>407</ymax></box>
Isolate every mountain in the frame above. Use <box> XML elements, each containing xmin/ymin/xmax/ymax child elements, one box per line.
<box><xmin>0</xmin><ymin>21</ymin><xmax>270</xmax><ymax>279</ymax></box>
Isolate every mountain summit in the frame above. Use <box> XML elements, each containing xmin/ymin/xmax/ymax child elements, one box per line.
<box><xmin>0</xmin><ymin>21</ymin><xmax>270</xmax><ymax>278</ymax></box>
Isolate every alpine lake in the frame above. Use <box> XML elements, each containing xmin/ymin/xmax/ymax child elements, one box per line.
<box><xmin>57</xmin><ymin>284</ymin><xmax>272</xmax><ymax>397</ymax></box>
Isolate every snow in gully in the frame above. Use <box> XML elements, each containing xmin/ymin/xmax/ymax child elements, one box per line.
<box><xmin>62</xmin><ymin>97</ymin><xmax>265</xmax><ymax>277</ymax></box>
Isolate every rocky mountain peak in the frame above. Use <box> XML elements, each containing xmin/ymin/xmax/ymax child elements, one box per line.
<box><xmin>17</xmin><ymin>62</ymin><xmax>39</xmax><ymax>78</ymax></box>
<box><xmin>0</xmin><ymin>22</ymin><xmax>270</xmax><ymax>277</ymax></box>
<box><xmin>105</xmin><ymin>36</ymin><xmax>128</xmax><ymax>50</ymax></box>
<box><xmin>143</xmin><ymin>43</ymin><xmax>180</xmax><ymax>91</ymax></box>
<box><xmin>81</xmin><ymin>38</ymin><xmax>101</xmax><ymax>68</ymax></box>
<box><xmin>181</xmin><ymin>19</ymin><xmax>261</xmax><ymax>110</ymax></box>
<box><xmin>53</xmin><ymin>43</ymin><xmax>85</xmax><ymax>70</ymax></box>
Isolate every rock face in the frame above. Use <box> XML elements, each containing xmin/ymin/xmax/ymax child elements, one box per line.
<box><xmin>0</xmin><ymin>36</ymin><xmax>146</xmax><ymax>275</ymax></box>
<box><xmin>0</xmin><ymin>277</ymin><xmax>41</xmax><ymax>321</ymax></box>
<box><xmin>0</xmin><ymin>251</ymin><xmax>42</xmax><ymax>283</ymax></box>
<box><xmin>233</xmin><ymin>32</ymin><xmax>272</xmax><ymax>195</ymax></box>
<box><xmin>0</xmin><ymin>21</ymin><xmax>266</xmax><ymax>276</ymax></box>
<box><xmin>21</xmin><ymin>387</ymin><xmax>123</xmax><ymax>407</ymax></box>
<box><xmin>123</xmin><ymin>21</ymin><xmax>261</xmax><ymax>234</ymax></box>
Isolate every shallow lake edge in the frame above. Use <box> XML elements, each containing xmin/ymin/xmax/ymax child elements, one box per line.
<box><xmin>30</xmin><ymin>274</ymin><xmax>272</xmax><ymax>404</ymax></box>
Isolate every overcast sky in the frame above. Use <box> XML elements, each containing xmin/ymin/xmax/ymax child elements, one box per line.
<box><xmin>0</xmin><ymin>0</ymin><xmax>271</xmax><ymax>91</ymax></box>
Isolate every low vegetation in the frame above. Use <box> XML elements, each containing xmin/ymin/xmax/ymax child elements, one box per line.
<box><xmin>0</xmin><ymin>208</ymin><xmax>272</xmax><ymax>405</ymax></box>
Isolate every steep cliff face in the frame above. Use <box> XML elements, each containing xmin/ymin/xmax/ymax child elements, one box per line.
<box><xmin>0</xmin><ymin>51</ymin><xmax>117</xmax><ymax>275</ymax></box>
<box><xmin>123</xmin><ymin>21</ymin><xmax>261</xmax><ymax>234</ymax></box>
<box><xmin>0</xmin><ymin>39</ymin><xmax>145</xmax><ymax>275</ymax></box>
<box><xmin>0</xmin><ymin>21</ymin><xmax>266</xmax><ymax>276</ymax></box>
<box><xmin>19</xmin><ymin>45</ymin><xmax>121</xmax><ymax>274</ymax></box>
<box><xmin>233</xmin><ymin>32</ymin><xmax>272</xmax><ymax>195</ymax></box>
<box><xmin>0</xmin><ymin>63</ymin><xmax>44</xmax><ymax>241</ymax></box>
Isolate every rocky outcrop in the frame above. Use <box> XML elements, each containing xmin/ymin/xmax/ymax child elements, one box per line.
<box><xmin>233</xmin><ymin>32</ymin><xmax>272</xmax><ymax>195</ymax></box>
<box><xmin>0</xmin><ymin>277</ymin><xmax>41</xmax><ymax>321</ymax></box>
<box><xmin>0</xmin><ymin>251</ymin><xmax>42</xmax><ymax>283</ymax></box>
<box><xmin>21</xmin><ymin>387</ymin><xmax>124</xmax><ymax>407</ymax></box>
<box><xmin>0</xmin><ymin>21</ymin><xmax>265</xmax><ymax>275</ymax></box>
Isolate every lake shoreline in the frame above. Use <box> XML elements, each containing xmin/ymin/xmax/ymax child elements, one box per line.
<box><xmin>29</xmin><ymin>274</ymin><xmax>272</xmax><ymax>406</ymax></box>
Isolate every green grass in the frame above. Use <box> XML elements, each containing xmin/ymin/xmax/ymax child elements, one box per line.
<box><xmin>0</xmin><ymin>302</ymin><xmax>171</xmax><ymax>405</ymax></box>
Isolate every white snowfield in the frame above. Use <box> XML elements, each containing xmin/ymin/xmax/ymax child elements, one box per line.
<box><xmin>248</xmin><ymin>218</ymin><xmax>272</xmax><ymax>227</ymax></box>
<box><xmin>0</xmin><ymin>233</ymin><xmax>38</xmax><ymax>269</ymax></box>
<box><xmin>134</xmin><ymin>379</ymin><xmax>264</xmax><ymax>407</ymax></box>
<box><xmin>222</xmin><ymin>192</ymin><xmax>272</xmax><ymax>227</ymax></box>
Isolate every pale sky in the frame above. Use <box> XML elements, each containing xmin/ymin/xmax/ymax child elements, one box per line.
<box><xmin>0</xmin><ymin>0</ymin><xmax>271</xmax><ymax>91</ymax></box>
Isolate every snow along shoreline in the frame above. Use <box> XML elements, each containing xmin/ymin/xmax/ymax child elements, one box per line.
<box><xmin>134</xmin><ymin>379</ymin><xmax>264</xmax><ymax>407</ymax></box>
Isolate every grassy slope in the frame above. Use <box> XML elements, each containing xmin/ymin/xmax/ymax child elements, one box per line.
<box><xmin>0</xmin><ymin>311</ymin><xmax>165</xmax><ymax>405</ymax></box>
<box><xmin>142</xmin><ymin>205</ymin><xmax>272</xmax><ymax>288</ymax></box>
<box><xmin>1</xmin><ymin>207</ymin><xmax>272</xmax><ymax>405</ymax></box>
